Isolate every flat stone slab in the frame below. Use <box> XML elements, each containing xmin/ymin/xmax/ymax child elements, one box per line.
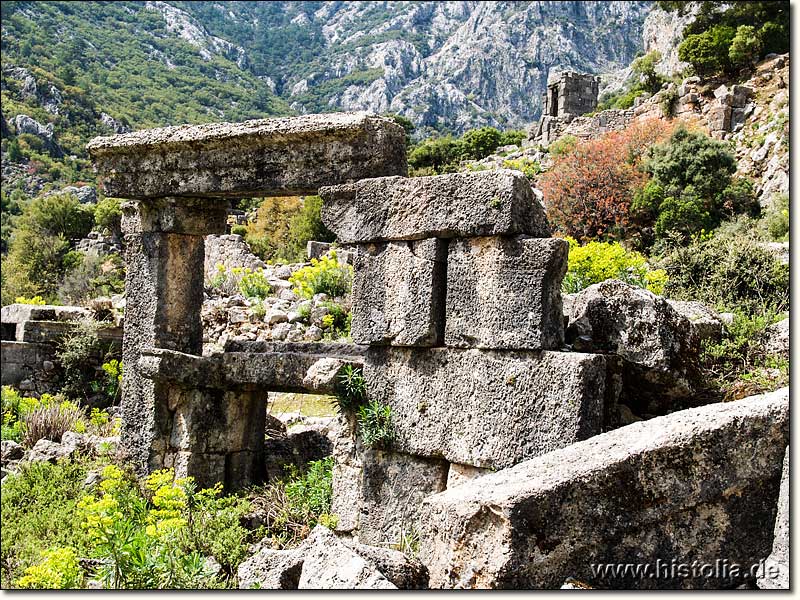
<box><xmin>419</xmin><ymin>387</ymin><xmax>789</xmax><ymax>589</ymax></box>
<box><xmin>351</xmin><ymin>238</ymin><xmax>446</xmax><ymax>346</ymax></box>
<box><xmin>1</xmin><ymin>303</ymin><xmax>89</xmax><ymax>325</ymax></box>
<box><xmin>88</xmin><ymin>113</ymin><xmax>407</xmax><ymax>199</ymax></box>
<box><xmin>364</xmin><ymin>347</ymin><xmax>609</xmax><ymax>469</ymax></box>
<box><xmin>319</xmin><ymin>169</ymin><xmax>551</xmax><ymax>243</ymax></box>
<box><xmin>138</xmin><ymin>347</ymin><xmax>364</xmax><ymax>394</ymax></box>
<box><xmin>446</xmin><ymin>236</ymin><xmax>567</xmax><ymax>349</ymax></box>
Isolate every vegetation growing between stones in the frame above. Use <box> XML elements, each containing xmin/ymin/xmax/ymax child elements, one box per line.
<box><xmin>56</xmin><ymin>318</ymin><xmax>120</xmax><ymax>404</ymax></box>
<box><xmin>562</xmin><ymin>237</ymin><xmax>667</xmax><ymax>295</ymax></box>
<box><xmin>357</xmin><ymin>400</ymin><xmax>394</xmax><ymax>450</ymax></box>
<box><xmin>334</xmin><ymin>365</ymin><xmax>367</xmax><ymax>413</ymax></box>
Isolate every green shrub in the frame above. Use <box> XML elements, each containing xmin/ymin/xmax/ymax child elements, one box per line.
<box><xmin>57</xmin><ymin>252</ymin><xmax>125</xmax><ymax>306</ymax></box>
<box><xmin>289</xmin><ymin>253</ymin><xmax>352</xmax><ymax>300</ymax></box>
<box><xmin>90</xmin><ymin>359</ymin><xmax>123</xmax><ymax>405</ymax></box>
<box><xmin>1</xmin><ymin>460</ymin><xmax>94</xmax><ymax>587</ymax></box>
<box><xmin>93</xmin><ymin>197</ymin><xmax>122</xmax><ymax>237</ymax></box>
<box><xmin>700</xmin><ymin>310</ymin><xmax>787</xmax><ymax>399</ymax></box>
<box><xmin>679</xmin><ymin>24</ymin><xmax>736</xmax><ymax>75</ymax></box>
<box><xmin>230</xmin><ymin>224</ymin><xmax>248</xmax><ymax>237</ymax></box>
<box><xmin>729</xmin><ymin>24</ymin><xmax>763</xmax><ymax>68</ymax></box>
<box><xmin>547</xmin><ymin>134</ymin><xmax>578</xmax><ymax>157</ymax></box>
<box><xmin>285</xmin><ymin>456</ymin><xmax>334</xmax><ymax>519</ymax></box>
<box><xmin>2</xmin><ymin>192</ymin><xmax>96</xmax><ymax>302</ymax></box>
<box><xmin>562</xmin><ymin>237</ymin><xmax>668</xmax><ymax>295</ymax></box>
<box><xmin>15</xmin><ymin>547</ymin><xmax>83</xmax><ymax>589</ymax></box>
<box><xmin>632</xmin><ymin>50</ymin><xmax>666</xmax><ymax>93</ymax></box>
<box><xmin>761</xmin><ymin>194</ymin><xmax>789</xmax><ymax>242</ymax></box>
<box><xmin>56</xmin><ymin>318</ymin><xmax>119</xmax><ymax>402</ymax></box>
<box><xmin>238</xmin><ymin>269</ymin><xmax>272</xmax><ymax>300</ymax></box>
<box><xmin>635</xmin><ymin>127</ymin><xmax>756</xmax><ymax>245</ymax></box>
<box><xmin>13</xmin><ymin>295</ymin><xmax>47</xmax><ymax>305</ymax></box>
<box><xmin>320</xmin><ymin>301</ymin><xmax>350</xmax><ymax>340</ymax></box>
<box><xmin>2</xmin><ymin>386</ymin><xmax>44</xmax><ymax>442</ymax></box>
<box><xmin>659</xmin><ymin>233</ymin><xmax>789</xmax><ymax>315</ymax></box>
<box><xmin>461</xmin><ymin>127</ymin><xmax>503</xmax><ymax>160</ymax></box>
<box><xmin>502</xmin><ymin>157</ymin><xmax>542</xmax><ymax>179</ymax></box>
<box><xmin>499</xmin><ymin>129</ymin><xmax>526</xmax><ymax>147</ymax></box>
<box><xmin>357</xmin><ymin>400</ymin><xmax>394</xmax><ymax>449</ymax></box>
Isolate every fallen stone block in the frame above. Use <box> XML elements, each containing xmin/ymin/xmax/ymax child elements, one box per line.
<box><xmin>446</xmin><ymin>236</ymin><xmax>567</xmax><ymax>349</ymax></box>
<box><xmin>298</xmin><ymin>526</ymin><xmax>396</xmax><ymax>589</ymax></box>
<box><xmin>239</xmin><ymin>527</ymin><xmax>427</xmax><ymax>589</ymax></box>
<box><xmin>351</xmin><ymin>238</ymin><xmax>446</xmax><ymax>346</ymax></box>
<box><xmin>0</xmin><ymin>303</ymin><xmax>89</xmax><ymax>325</ymax></box>
<box><xmin>238</xmin><ymin>545</ymin><xmax>306</xmax><ymax>589</ymax></box>
<box><xmin>758</xmin><ymin>445</ymin><xmax>789</xmax><ymax>589</ymax></box>
<box><xmin>320</xmin><ymin>169</ymin><xmax>551</xmax><ymax>243</ymax></box>
<box><xmin>418</xmin><ymin>387</ymin><xmax>788</xmax><ymax>589</ymax></box>
<box><xmin>667</xmin><ymin>299</ymin><xmax>724</xmax><ymax>344</ymax></box>
<box><xmin>23</xmin><ymin>439</ymin><xmax>74</xmax><ymax>464</ymax></box>
<box><xmin>364</xmin><ymin>347</ymin><xmax>610</xmax><ymax>468</ymax></box>
<box><xmin>88</xmin><ymin>113</ymin><xmax>407</xmax><ymax>199</ymax></box>
<box><xmin>1</xmin><ymin>440</ymin><xmax>24</xmax><ymax>463</ymax></box>
<box><xmin>567</xmin><ymin>280</ymin><xmax>701</xmax><ymax>412</ymax></box>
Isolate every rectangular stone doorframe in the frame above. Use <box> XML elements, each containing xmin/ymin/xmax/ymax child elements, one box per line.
<box><xmin>119</xmin><ymin>197</ymin><xmax>229</xmax><ymax>477</ymax></box>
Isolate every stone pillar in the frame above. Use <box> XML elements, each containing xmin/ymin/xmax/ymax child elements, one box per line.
<box><xmin>120</xmin><ymin>197</ymin><xmax>228</xmax><ymax>477</ymax></box>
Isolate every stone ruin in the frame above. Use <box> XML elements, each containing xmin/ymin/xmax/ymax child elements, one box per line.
<box><xmin>81</xmin><ymin>112</ymin><xmax>788</xmax><ymax>589</ymax></box>
<box><xmin>533</xmin><ymin>71</ymin><xmax>600</xmax><ymax>144</ymax></box>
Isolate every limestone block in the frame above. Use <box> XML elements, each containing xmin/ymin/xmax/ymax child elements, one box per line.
<box><xmin>707</xmin><ymin>104</ymin><xmax>732</xmax><ymax>132</ymax></box>
<box><xmin>567</xmin><ymin>280</ymin><xmax>701</xmax><ymax>412</ymax></box>
<box><xmin>331</xmin><ymin>417</ymin><xmax>449</xmax><ymax>546</ymax></box>
<box><xmin>445</xmin><ymin>236</ymin><xmax>567</xmax><ymax>350</ymax></box>
<box><xmin>320</xmin><ymin>169</ymin><xmax>550</xmax><ymax>244</ymax></box>
<box><xmin>364</xmin><ymin>347</ymin><xmax>609</xmax><ymax>469</ymax></box>
<box><xmin>239</xmin><ymin>546</ymin><xmax>305</xmax><ymax>589</ymax></box>
<box><xmin>0</xmin><ymin>303</ymin><xmax>88</xmax><ymax>324</ymax></box>
<box><xmin>758</xmin><ymin>446</ymin><xmax>789</xmax><ymax>589</ymax></box>
<box><xmin>88</xmin><ymin>113</ymin><xmax>407</xmax><ymax>199</ymax></box>
<box><xmin>419</xmin><ymin>387</ymin><xmax>789</xmax><ymax>589</ymax></box>
<box><xmin>351</xmin><ymin>238</ymin><xmax>446</xmax><ymax>346</ymax></box>
<box><xmin>298</xmin><ymin>525</ymin><xmax>397</xmax><ymax>589</ymax></box>
<box><xmin>446</xmin><ymin>463</ymin><xmax>491</xmax><ymax>488</ymax></box>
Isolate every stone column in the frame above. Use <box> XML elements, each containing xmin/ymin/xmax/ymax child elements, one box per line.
<box><xmin>119</xmin><ymin>197</ymin><xmax>228</xmax><ymax>477</ymax></box>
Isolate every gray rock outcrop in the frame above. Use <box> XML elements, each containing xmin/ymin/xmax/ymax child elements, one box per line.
<box><xmin>758</xmin><ymin>446</ymin><xmax>789</xmax><ymax>589</ymax></box>
<box><xmin>567</xmin><ymin>280</ymin><xmax>701</xmax><ymax>412</ymax></box>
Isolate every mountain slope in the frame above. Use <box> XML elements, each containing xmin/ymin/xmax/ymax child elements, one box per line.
<box><xmin>180</xmin><ymin>1</ymin><xmax>653</xmax><ymax>134</ymax></box>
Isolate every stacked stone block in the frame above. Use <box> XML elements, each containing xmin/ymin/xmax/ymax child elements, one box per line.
<box><xmin>320</xmin><ymin>168</ymin><xmax>612</xmax><ymax>546</ymax></box>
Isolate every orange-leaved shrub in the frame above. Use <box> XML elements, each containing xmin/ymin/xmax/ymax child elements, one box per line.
<box><xmin>540</xmin><ymin>119</ymin><xmax>675</xmax><ymax>242</ymax></box>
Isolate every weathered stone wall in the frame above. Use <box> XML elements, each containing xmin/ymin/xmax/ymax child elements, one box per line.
<box><xmin>321</xmin><ymin>168</ymin><xmax>620</xmax><ymax>547</ymax></box>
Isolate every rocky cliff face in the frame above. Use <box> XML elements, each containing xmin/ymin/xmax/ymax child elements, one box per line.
<box><xmin>184</xmin><ymin>1</ymin><xmax>653</xmax><ymax>135</ymax></box>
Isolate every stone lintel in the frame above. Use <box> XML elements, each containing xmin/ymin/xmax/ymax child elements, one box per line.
<box><xmin>138</xmin><ymin>347</ymin><xmax>364</xmax><ymax>394</ymax></box>
<box><xmin>320</xmin><ymin>169</ymin><xmax>551</xmax><ymax>244</ymax></box>
<box><xmin>88</xmin><ymin>113</ymin><xmax>407</xmax><ymax>199</ymax></box>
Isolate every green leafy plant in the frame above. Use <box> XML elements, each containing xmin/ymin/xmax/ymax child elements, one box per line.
<box><xmin>57</xmin><ymin>318</ymin><xmax>119</xmax><ymax>402</ymax></box>
<box><xmin>90</xmin><ymin>359</ymin><xmax>123</xmax><ymax>405</ymax></box>
<box><xmin>15</xmin><ymin>547</ymin><xmax>83</xmax><ymax>589</ymax></box>
<box><xmin>334</xmin><ymin>365</ymin><xmax>366</xmax><ymax>413</ymax></box>
<box><xmin>562</xmin><ymin>237</ymin><xmax>668</xmax><ymax>295</ymax></box>
<box><xmin>13</xmin><ymin>295</ymin><xmax>47</xmax><ymax>305</ymax></box>
<box><xmin>289</xmin><ymin>252</ymin><xmax>352</xmax><ymax>300</ymax></box>
<box><xmin>238</xmin><ymin>269</ymin><xmax>272</xmax><ymax>301</ymax></box>
<box><xmin>357</xmin><ymin>400</ymin><xmax>394</xmax><ymax>449</ymax></box>
<box><xmin>659</xmin><ymin>232</ymin><xmax>789</xmax><ymax>316</ymax></box>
